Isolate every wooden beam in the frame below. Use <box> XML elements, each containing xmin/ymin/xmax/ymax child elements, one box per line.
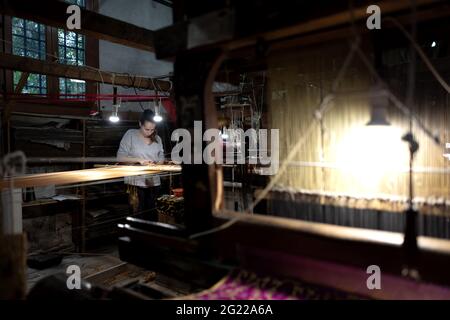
<box><xmin>14</xmin><ymin>72</ymin><xmax>29</xmax><ymax>94</ymax></box>
<box><xmin>0</xmin><ymin>164</ymin><xmax>181</xmax><ymax>189</ymax></box>
<box><xmin>155</xmin><ymin>0</ymin><xmax>443</xmax><ymax>58</ymax></box>
<box><xmin>214</xmin><ymin>210</ymin><xmax>450</xmax><ymax>289</ymax></box>
<box><xmin>227</xmin><ymin>0</ymin><xmax>442</xmax><ymax>51</ymax></box>
<box><xmin>0</xmin><ymin>100</ymin><xmax>93</xmax><ymax>117</ymax></box>
<box><xmin>267</xmin><ymin>3</ymin><xmax>450</xmax><ymax>53</ymax></box>
<box><xmin>0</xmin><ymin>0</ymin><xmax>155</xmax><ymax>52</ymax></box>
<box><xmin>0</xmin><ymin>53</ymin><xmax>171</xmax><ymax>91</ymax></box>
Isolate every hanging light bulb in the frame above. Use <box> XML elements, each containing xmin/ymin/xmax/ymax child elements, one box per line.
<box><xmin>153</xmin><ymin>113</ymin><xmax>163</xmax><ymax>122</ymax></box>
<box><xmin>153</xmin><ymin>98</ymin><xmax>163</xmax><ymax>122</ymax></box>
<box><xmin>109</xmin><ymin>106</ymin><xmax>120</xmax><ymax>123</ymax></box>
<box><xmin>109</xmin><ymin>98</ymin><xmax>121</xmax><ymax>123</ymax></box>
<box><xmin>221</xmin><ymin>127</ymin><xmax>229</xmax><ymax>140</ymax></box>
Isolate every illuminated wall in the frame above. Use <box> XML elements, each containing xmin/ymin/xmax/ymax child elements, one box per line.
<box><xmin>267</xmin><ymin>41</ymin><xmax>450</xmax><ymax>203</ymax></box>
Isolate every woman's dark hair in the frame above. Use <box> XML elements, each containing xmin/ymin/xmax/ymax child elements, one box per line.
<box><xmin>139</xmin><ymin>109</ymin><xmax>157</xmax><ymax>142</ymax></box>
<box><xmin>139</xmin><ymin>109</ymin><xmax>155</xmax><ymax>124</ymax></box>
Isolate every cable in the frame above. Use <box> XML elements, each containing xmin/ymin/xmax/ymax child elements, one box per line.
<box><xmin>189</xmin><ymin>215</ymin><xmax>242</xmax><ymax>240</ymax></box>
<box><xmin>354</xmin><ymin>45</ymin><xmax>442</xmax><ymax>146</ymax></box>
<box><xmin>133</xmin><ymin>86</ymin><xmax>146</xmax><ymax>111</ymax></box>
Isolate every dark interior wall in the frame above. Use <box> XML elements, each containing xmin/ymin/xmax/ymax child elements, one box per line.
<box><xmin>10</xmin><ymin>116</ymin><xmax>135</xmax><ymax>159</ymax></box>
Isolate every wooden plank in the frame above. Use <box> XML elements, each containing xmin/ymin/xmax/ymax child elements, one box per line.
<box><xmin>0</xmin><ymin>53</ymin><xmax>171</xmax><ymax>91</ymax></box>
<box><xmin>216</xmin><ymin>210</ymin><xmax>404</xmax><ymax>247</ymax></box>
<box><xmin>22</xmin><ymin>199</ymin><xmax>80</xmax><ymax>219</ymax></box>
<box><xmin>0</xmin><ymin>164</ymin><xmax>181</xmax><ymax>189</ymax></box>
<box><xmin>0</xmin><ymin>0</ymin><xmax>155</xmax><ymax>52</ymax></box>
<box><xmin>213</xmin><ymin>210</ymin><xmax>450</xmax><ymax>288</ymax></box>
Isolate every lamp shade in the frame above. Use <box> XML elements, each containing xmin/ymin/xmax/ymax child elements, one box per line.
<box><xmin>366</xmin><ymin>87</ymin><xmax>391</xmax><ymax>126</ymax></box>
<box><xmin>366</xmin><ymin>105</ymin><xmax>391</xmax><ymax>126</ymax></box>
<box><xmin>109</xmin><ymin>103</ymin><xmax>120</xmax><ymax>123</ymax></box>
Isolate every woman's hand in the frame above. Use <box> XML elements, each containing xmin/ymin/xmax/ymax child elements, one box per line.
<box><xmin>138</xmin><ymin>159</ymin><xmax>156</xmax><ymax>165</ymax></box>
<box><xmin>138</xmin><ymin>159</ymin><xmax>151</xmax><ymax>165</ymax></box>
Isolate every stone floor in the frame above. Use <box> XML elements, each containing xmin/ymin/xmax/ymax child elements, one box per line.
<box><xmin>26</xmin><ymin>244</ymin><xmax>195</xmax><ymax>299</ymax></box>
<box><xmin>27</xmin><ymin>245</ymin><xmax>122</xmax><ymax>293</ymax></box>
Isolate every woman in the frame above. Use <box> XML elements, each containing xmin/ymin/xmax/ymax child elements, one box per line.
<box><xmin>117</xmin><ymin>110</ymin><xmax>165</xmax><ymax>220</ymax></box>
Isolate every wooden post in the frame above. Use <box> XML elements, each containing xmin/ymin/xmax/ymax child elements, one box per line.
<box><xmin>1</xmin><ymin>188</ymin><xmax>23</xmax><ymax>234</ymax></box>
<box><xmin>0</xmin><ymin>72</ymin><xmax>29</xmax><ymax>235</ymax></box>
<box><xmin>81</xmin><ymin>120</ymin><xmax>86</xmax><ymax>251</ymax></box>
<box><xmin>3</xmin><ymin>71</ymin><xmax>30</xmax><ymax>155</ymax></box>
<box><xmin>173</xmin><ymin>49</ymin><xmax>225</xmax><ymax>233</ymax></box>
<box><xmin>0</xmin><ymin>234</ymin><xmax>27</xmax><ymax>299</ymax></box>
<box><xmin>0</xmin><ymin>155</ymin><xmax>26</xmax><ymax>300</ymax></box>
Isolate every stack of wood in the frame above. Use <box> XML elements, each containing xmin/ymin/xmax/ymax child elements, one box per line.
<box><xmin>156</xmin><ymin>195</ymin><xmax>184</xmax><ymax>225</ymax></box>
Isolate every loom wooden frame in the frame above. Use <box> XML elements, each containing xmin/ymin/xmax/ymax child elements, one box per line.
<box><xmin>177</xmin><ymin>0</ymin><xmax>450</xmax><ymax>294</ymax></box>
<box><xmin>0</xmin><ymin>164</ymin><xmax>181</xmax><ymax>190</ymax></box>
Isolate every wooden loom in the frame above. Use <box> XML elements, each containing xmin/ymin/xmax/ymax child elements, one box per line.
<box><xmin>8</xmin><ymin>0</ymin><xmax>450</xmax><ymax>300</ymax></box>
<box><xmin>0</xmin><ymin>164</ymin><xmax>181</xmax><ymax>190</ymax></box>
<box><xmin>114</xmin><ymin>0</ymin><xmax>450</xmax><ymax>300</ymax></box>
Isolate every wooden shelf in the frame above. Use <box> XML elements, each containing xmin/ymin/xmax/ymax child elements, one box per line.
<box><xmin>22</xmin><ymin>199</ymin><xmax>81</xmax><ymax>219</ymax></box>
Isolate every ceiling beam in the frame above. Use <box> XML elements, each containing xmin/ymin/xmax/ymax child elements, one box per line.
<box><xmin>154</xmin><ymin>0</ymin><xmax>443</xmax><ymax>58</ymax></box>
<box><xmin>0</xmin><ymin>101</ymin><xmax>93</xmax><ymax>117</ymax></box>
<box><xmin>0</xmin><ymin>52</ymin><xmax>171</xmax><ymax>91</ymax></box>
<box><xmin>0</xmin><ymin>0</ymin><xmax>155</xmax><ymax>52</ymax></box>
<box><xmin>227</xmin><ymin>0</ymin><xmax>442</xmax><ymax>51</ymax></box>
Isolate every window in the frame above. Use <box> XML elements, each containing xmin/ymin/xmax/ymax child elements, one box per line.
<box><xmin>59</xmin><ymin>0</ymin><xmax>86</xmax><ymax>96</ymax></box>
<box><xmin>58</xmin><ymin>30</ymin><xmax>85</xmax><ymax>66</ymax></box>
<box><xmin>9</xmin><ymin>0</ymin><xmax>97</xmax><ymax>102</ymax></box>
<box><xmin>66</xmin><ymin>0</ymin><xmax>85</xmax><ymax>6</ymax></box>
<box><xmin>13</xmin><ymin>72</ymin><xmax>47</xmax><ymax>95</ymax></box>
<box><xmin>11</xmin><ymin>18</ymin><xmax>47</xmax><ymax>94</ymax></box>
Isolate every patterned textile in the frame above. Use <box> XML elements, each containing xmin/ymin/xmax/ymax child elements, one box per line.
<box><xmin>185</xmin><ymin>269</ymin><xmax>364</xmax><ymax>300</ymax></box>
